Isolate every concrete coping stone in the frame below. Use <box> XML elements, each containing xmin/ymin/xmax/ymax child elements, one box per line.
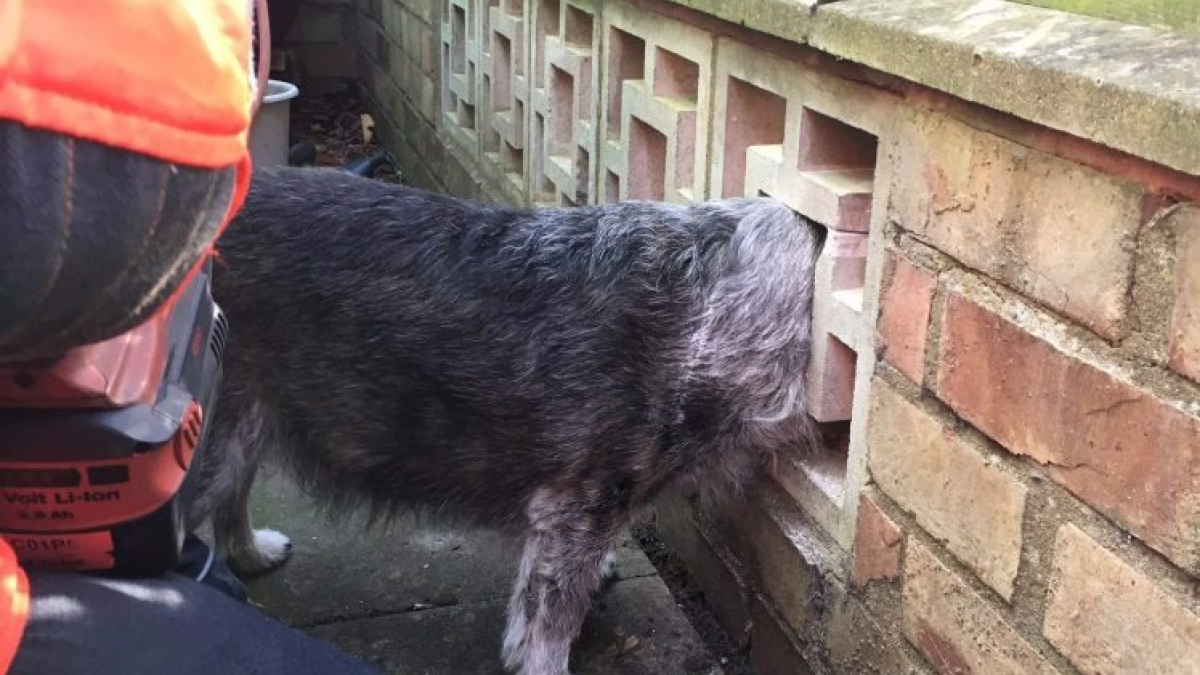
<box><xmin>662</xmin><ymin>0</ymin><xmax>1200</xmax><ymax>176</ymax></box>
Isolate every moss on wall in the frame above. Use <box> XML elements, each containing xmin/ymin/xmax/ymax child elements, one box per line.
<box><xmin>1009</xmin><ymin>0</ymin><xmax>1200</xmax><ymax>36</ymax></box>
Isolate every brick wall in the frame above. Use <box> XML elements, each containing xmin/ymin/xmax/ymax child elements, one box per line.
<box><xmin>339</xmin><ymin>0</ymin><xmax>1200</xmax><ymax>672</ymax></box>
<box><xmin>278</xmin><ymin>0</ymin><xmax>359</xmax><ymax>95</ymax></box>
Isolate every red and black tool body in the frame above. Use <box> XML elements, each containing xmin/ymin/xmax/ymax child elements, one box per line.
<box><xmin>0</xmin><ymin>261</ymin><xmax>226</xmax><ymax>576</ymax></box>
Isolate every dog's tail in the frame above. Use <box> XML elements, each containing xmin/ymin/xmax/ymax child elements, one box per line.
<box><xmin>685</xmin><ymin>199</ymin><xmax>824</xmax><ymax>482</ymax></box>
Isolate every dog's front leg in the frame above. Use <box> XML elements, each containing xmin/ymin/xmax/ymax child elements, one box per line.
<box><xmin>502</xmin><ymin>490</ymin><xmax>619</xmax><ymax>675</ymax></box>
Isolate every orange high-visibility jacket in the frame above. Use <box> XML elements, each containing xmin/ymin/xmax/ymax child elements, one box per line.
<box><xmin>0</xmin><ymin>1</ymin><xmax>255</xmax><ymax>669</ymax></box>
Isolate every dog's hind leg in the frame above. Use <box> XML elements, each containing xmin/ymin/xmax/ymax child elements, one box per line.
<box><xmin>210</xmin><ymin>404</ymin><xmax>292</xmax><ymax>576</ymax></box>
<box><xmin>212</xmin><ymin>458</ymin><xmax>292</xmax><ymax>575</ymax></box>
<box><xmin>502</xmin><ymin>489</ymin><xmax>620</xmax><ymax>675</ymax></box>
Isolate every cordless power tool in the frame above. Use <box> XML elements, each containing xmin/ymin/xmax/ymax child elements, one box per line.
<box><xmin>0</xmin><ymin>262</ymin><xmax>226</xmax><ymax>576</ymax></box>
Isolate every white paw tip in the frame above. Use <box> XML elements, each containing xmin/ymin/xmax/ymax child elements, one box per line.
<box><xmin>601</xmin><ymin>550</ymin><xmax>618</xmax><ymax>578</ymax></box>
<box><xmin>253</xmin><ymin>528</ymin><xmax>292</xmax><ymax>563</ymax></box>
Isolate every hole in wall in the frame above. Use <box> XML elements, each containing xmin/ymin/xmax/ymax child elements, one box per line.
<box><xmin>653</xmin><ymin>47</ymin><xmax>699</xmax><ymax>103</ymax></box>
<box><xmin>442</xmin><ymin>43</ymin><xmax>455</xmax><ymax>113</ymax></box>
<box><xmin>795</xmin><ymin>109</ymin><xmax>877</xmax><ymax>234</ymax></box>
<box><xmin>606</xmin><ymin>170</ymin><xmax>620</xmax><ymax>203</ymax></box>
<box><xmin>722</xmin><ymin>77</ymin><xmax>787</xmax><ymax>199</ymax></box>
<box><xmin>460</xmin><ymin>101</ymin><xmax>477</xmax><ymax>130</ymax></box>
<box><xmin>564</xmin><ymin>5</ymin><xmax>593</xmax><ymax>47</ymax></box>
<box><xmin>533</xmin><ymin>112</ymin><xmax>554</xmax><ymax>200</ymax></box>
<box><xmin>607</xmin><ymin>28</ymin><xmax>646</xmax><ymax>141</ymax></box>
<box><xmin>493</xmin><ymin>32</ymin><xmax>513</xmax><ymax>111</ymax></box>
<box><xmin>799</xmin><ymin>418</ymin><xmax>851</xmax><ymax>507</ymax></box>
<box><xmin>673</xmin><ymin>113</ymin><xmax>697</xmax><ymax>200</ymax></box>
<box><xmin>482</xmin><ymin>0</ymin><xmax>498</xmax><ymax>36</ymax></box>
<box><xmin>501</xmin><ymin>140</ymin><xmax>523</xmax><ymax>175</ymax></box>
<box><xmin>829</xmin><ymin>233</ymin><xmax>868</xmax><ymax>293</ymax></box>
<box><xmin>817</xmin><ymin>334</ymin><xmax>857</xmax><ymax>424</ymax></box>
<box><xmin>628</xmin><ymin>117</ymin><xmax>666</xmax><ymax>201</ymax></box>
<box><xmin>539</xmin><ymin>175</ymin><xmax>557</xmax><ymax>201</ymax></box>
<box><xmin>534</xmin><ymin>110</ymin><xmax>546</xmax><ymax>156</ymax></box>
<box><xmin>550</xmin><ymin>66</ymin><xmax>575</xmax><ymax>154</ymax></box>
<box><xmin>482</xmin><ymin>76</ymin><xmax>500</xmax><ymax>153</ymax></box>
<box><xmin>451</xmin><ymin>4</ymin><xmax>467</xmax><ymax>74</ymax></box>
<box><xmin>575</xmin><ymin>147</ymin><xmax>590</xmax><ymax>204</ymax></box>
<box><xmin>817</xmin><ymin>420</ymin><xmax>851</xmax><ymax>455</ymax></box>
<box><xmin>799</xmin><ymin>108</ymin><xmax>877</xmax><ymax>172</ymax></box>
<box><xmin>536</xmin><ymin>0</ymin><xmax>561</xmax><ymax>80</ymax></box>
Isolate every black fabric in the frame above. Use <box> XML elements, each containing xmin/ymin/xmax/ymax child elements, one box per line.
<box><xmin>173</xmin><ymin>534</ymin><xmax>249</xmax><ymax>602</ymax></box>
<box><xmin>10</xmin><ymin>571</ymin><xmax>383</xmax><ymax>675</ymax></box>
<box><xmin>0</xmin><ymin>121</ymin><xmax>237</xmax><ymax>363</ymax></box>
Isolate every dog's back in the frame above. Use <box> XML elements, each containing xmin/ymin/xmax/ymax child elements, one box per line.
<box><xmin>207</xmin><ymin>166</ymin><xmax>821</xmax><ymax>527</ymax></box>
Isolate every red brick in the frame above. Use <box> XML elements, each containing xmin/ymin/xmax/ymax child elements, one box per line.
<box><xmin>904</xmin><ymin>541</ymin><xmax>1057</xmax><ymax>675</ymax></box>
<box><xmin>1044</xmin><ymin>524</ymin><xmax>1200</xmax><ymax>675</ymax></box>
<box><xmin>890</xmin><ymin>110</ymin><xmax>1142</xmax><ymax>340</ymax></box>
<box><xmin>937</xmin><ymin>292</ymin><xmax>1200</xmax><ymax>574</ymax></box>
<box><xmin>851</xmin><ymin>492</ymin><xmax>904</xmax><ymax>588</ymax></box>
<box><xmin>868</xmin><ymin>380</ymin><xmax>1027</xmax><ymax>599</ymax></box>
<box><xmin>1169</xmin><ymin>205</ymin><xmax>1200</xmax><ymax>383</ymax></box>
<box><xmin>876</xmin><ymin>255</ymin><xmax>936</xmax><ymax>384</ymax></box>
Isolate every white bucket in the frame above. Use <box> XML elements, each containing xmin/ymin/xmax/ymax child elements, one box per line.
<box><xmin>248</xmin><ymin>80</ymin><xmax>300</xmax><ymax>168</ymax></box>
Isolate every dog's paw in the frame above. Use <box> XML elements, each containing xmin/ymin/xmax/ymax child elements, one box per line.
<box><xmin>253</xmin><ymin>528</ymin><xmax>293</xmax><ymax>565</ymax></box>
<box><xmin>600</xmin><ymin>549</ymin><xmax>618</xmax><ymax>580</ymax></box>
<box><xmin>516</xmin><ymin>665</ymin><xmax>574</xmax><ymax>675</ymax></box>
<box><xmin>229</xmin><ymin>528</ymin><xmax>293</xmax><ymax>576</ymax></box>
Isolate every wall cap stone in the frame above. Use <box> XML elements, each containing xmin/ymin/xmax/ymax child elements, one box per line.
<box><xmin>663</xmin><ymin>0</ymin><xmax>1200</xmax><ymax>176</ymax></box>
<box><xmin>660</xmin><ymin>0</ymin><xmax>821</xmax><ymax>43</ymax></box>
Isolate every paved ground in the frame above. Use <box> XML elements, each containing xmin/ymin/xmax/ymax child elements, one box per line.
<box><xmin>242</xmin><ymin>470</ymin><xmax>725</xmax><ymax>675</ymax></box>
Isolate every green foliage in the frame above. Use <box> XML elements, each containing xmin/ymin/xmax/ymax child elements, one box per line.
<box><xmin>1010</xmin><ymin>0</ymin><xmax>1200</xmax><ymax>36</ymax></box>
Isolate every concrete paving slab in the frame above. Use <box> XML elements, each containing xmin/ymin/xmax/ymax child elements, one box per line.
<box><xmin>310</xmin><ymin>578</ymin><xmax>723</xmax><ymax>675</ymax></box>
<box><xmin>242</xmin><ymin>470</ymin><xmax>721</xmax><ymax>675</ymax></box>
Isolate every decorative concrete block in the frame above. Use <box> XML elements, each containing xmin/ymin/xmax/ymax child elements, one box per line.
<box><xmin>440</xmin><ymin>0</ymin><xmax>485</xmax><ymax>151</ymax></box>
<box><xmin>530</xmin><ymin>0</ymin><xmax>599</xmax><ymax>205</ymax></box>
<box><xmin>598</xmin><ymin>2</ymin><xmax>715</xmax><ymax>204</ymax></box>
<box><xmin>711</xmin><ymin>37</ymin><xmax>894</xmax><ymax>424</ymax></box>
<box><xmin>479</xmin><ymin>0</ymin><xmax>531</xmax><ymax>199</ymax></box>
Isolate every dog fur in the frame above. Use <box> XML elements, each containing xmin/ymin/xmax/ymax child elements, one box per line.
<box><xmin>196</xmin><ymin>166</ymin><xmax>823</xmax><ymax>675</ymax></box>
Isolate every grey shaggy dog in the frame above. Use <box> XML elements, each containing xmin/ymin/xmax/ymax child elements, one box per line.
<box><xmin>196</xmin><ymin>166</ymin><xmax>824</xmax><ymax>675</ymax></box>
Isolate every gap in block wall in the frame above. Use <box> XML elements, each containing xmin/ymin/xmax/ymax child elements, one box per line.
<box><xmin>551</xmin><ymin>66</ymin><xmax>576</xmax><ymax>154</ymax></box>
<box><xmin>606</xmin><ymin>28</ymin><xmax>646</xmax><ymax>141</ymax></box>
<box><xmin>653</xmin><ymin>47</ymin><xmax>699</xmax><ymax>102</ymax></box>
<box><xmin>628</xmin><ymin>117</ymin><xmax>666</xmax><ymax>200</ymax></box>
<box><xmin>452</xmin><ymin>4</ymin><xmax>467</xmax><ymax>74</ymax></box>
<box><xmin>606</xmin><ymin>169</ymin><xmax>620</xmax><ymax>203</ymax></box>
<box><xmin>723</xmin><ymin>78</ymin><xmax>786</xmax><ymax>199</ymax></box>
<box><xmin>493</xmin><ymin>33</ymin><xmax>514</xmax><ymax>107</ymax></box>
<box><xmin>536</xmin><ymin>0</ymin><xmax>561</xmax><ymax>79</ymax></box>
<box><xmin>565</xmin><ymin>5</ymin><xmax>593</xmax><ymax>47</ymax></box>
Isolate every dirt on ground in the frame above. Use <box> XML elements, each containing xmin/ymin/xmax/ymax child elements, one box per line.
<box><xmin>287</xmin><ymin>83</ymin><xmax>401</xmax><ymax>183</ymax></box>
<box><xmin>632</xmin><ymin>518</ymin><xmax>757</xmax><ymax>675</ymax></box>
